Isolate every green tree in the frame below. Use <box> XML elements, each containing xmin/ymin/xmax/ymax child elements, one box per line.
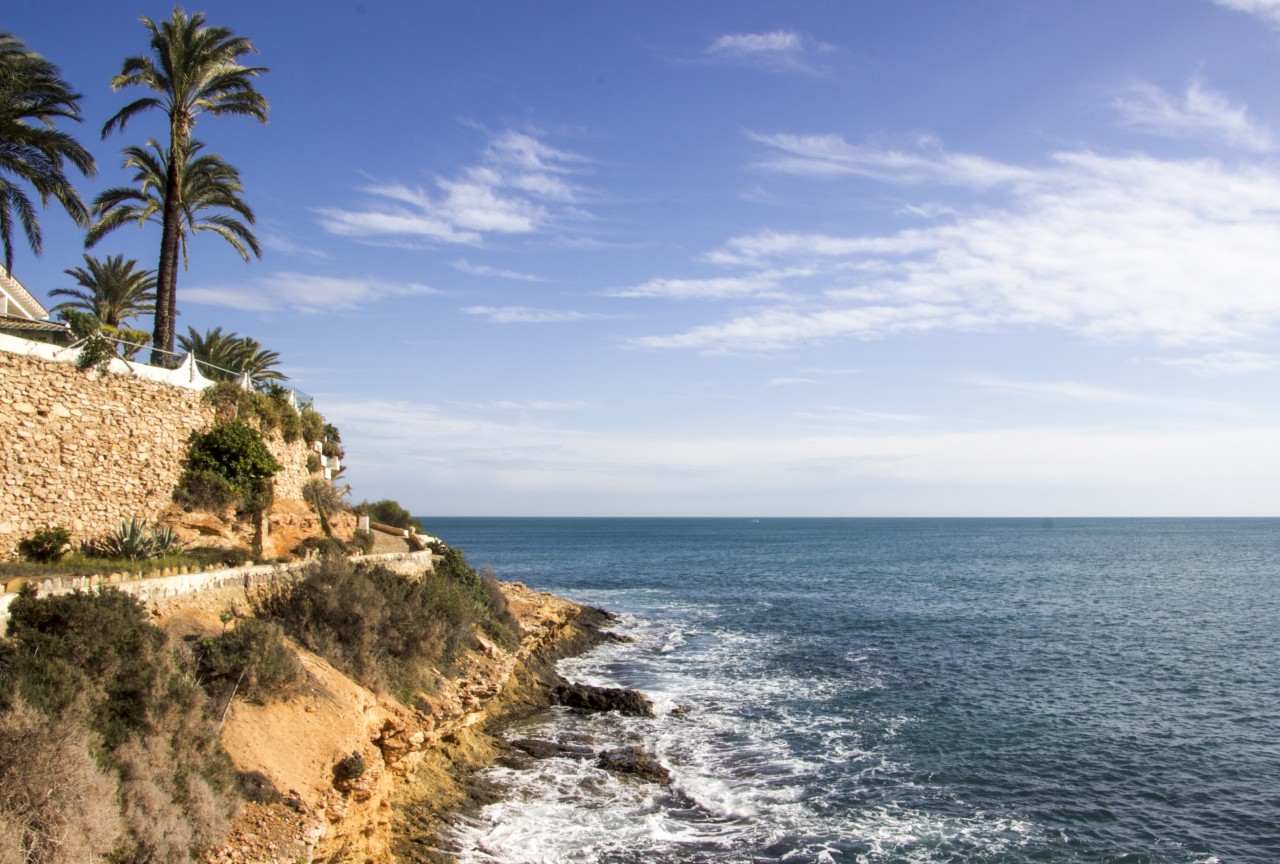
<box><xmin>0</xmin><ymin>31</ymin><xmax>96</xmax><ymax>273</ymax></box>
<box><xmin>178</xmin><ymin>325</ymin><xmax>285</xmax><ymax>386</ymax></box>
<box><xmin>101</xmin><ymin>8</ymin><xmax>268</xmax><ymax>365</ymax></box>
<box><xmin>86</xmin><ymin>139</ymin><xmax>261</xmax><ymax>274</ymax></box>
<box><xmin>49</xmin><ymin>253</ymin><xmax>156</xmax><ymax>328</ymax></box>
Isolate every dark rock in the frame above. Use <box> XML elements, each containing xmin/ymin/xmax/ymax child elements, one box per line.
<box><xmin>509</xmin><ymin>738</ymin><xmax>594</xmax><ymax>760</ymax></box>
<box><xmin>554</xmin><ymin>682</ymin><xmax>654</xmax><ymax>717</ymax></box>
<box><xmin>595</xmin><ymin>746</ymin><xmax>671</xmax><ymax>784</ymax></box>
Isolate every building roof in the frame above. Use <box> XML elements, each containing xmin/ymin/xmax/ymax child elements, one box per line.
<box><xmin>0</xmin><ymin>266</ymin><xmax>50</xmax><ymax>321</ymax></box>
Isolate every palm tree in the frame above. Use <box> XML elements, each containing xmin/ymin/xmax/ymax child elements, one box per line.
<box><xmin>101</xmin><ymin>8</ymin><xmax>268</xmax><ymax>364</ymax></box>
<box><xmin>0</xmin><ymin>31</ymin><xmax>96</xmax><ymax>273</ymax></box>
<box><xmin>87</xmin><ymin>139</ymin><xmax>261</xmax><ymax>271</ymax></box>
<box><xmin>178</xmin><ymin>325</ymin><xmax>285</xmax><ymax>387</ymax></box>
<box><xmin>49</xmin><ymin>254</ymin><xmax>156</xmax><ymax>328</ymax></box>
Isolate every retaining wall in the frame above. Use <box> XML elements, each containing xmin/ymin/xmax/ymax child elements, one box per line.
<box><xmin>0</xmin><ymin>349</ymin><xmax>316</xmax><ymax>560</ymax></box>
<box><xmin>0</xmin><ymin>550</ymin><xmax>435</xmax><ymax>629</ymax></box>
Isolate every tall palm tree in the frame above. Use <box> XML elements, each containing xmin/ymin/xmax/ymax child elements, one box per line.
<box><xmin>87</xmin><ymin>139</ymin><xmax>261</xmax><ymax>271</ymax></box>
<box><xmin>0</xmin><ymin>31</ymin><xmax>96</xmax><ymax>273</ymax></box>
<box><xmin>178</xmin><ymin>325</ymin><xmax>285</xmax><ymax>387</ymax></box>
<box><xmin>101</xmin><ymin>8</ymin><xmax>268</xmax><ymax>364</ymax></box>
<box><xmin>49</xmin><ymin>253</ymin><xmax>156</xmax><ymax>327</ymax></box>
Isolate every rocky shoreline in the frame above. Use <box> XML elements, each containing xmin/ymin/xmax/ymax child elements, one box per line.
<box><xmin>198</xmin><ymin>582</ymin><xmax>644</xmax><ymax>864</ymax></box>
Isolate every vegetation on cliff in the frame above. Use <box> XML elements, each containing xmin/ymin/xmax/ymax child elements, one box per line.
<box><xmin>255</xmin><ymin>552</ymin><xmax>519</xmax><ymax>704</ymax></box>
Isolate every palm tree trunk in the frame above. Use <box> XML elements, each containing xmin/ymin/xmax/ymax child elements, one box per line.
<box><xmin>150</xmin><ymin>147</ymin><xmax>183</xmax><ymax>366</ymax></box>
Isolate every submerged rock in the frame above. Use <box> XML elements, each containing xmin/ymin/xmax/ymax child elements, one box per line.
<box><xmin>554</xmin><ymin>682</ymin><xmax>654</xmax><ymax>717</ymax></box>
<box><xmin>508</xmin><ymin>738</ymin><xmax>594</xmax><ymax>760</ymax></box>
<box><xmin>595</xmin><ymin>747</ymin><xmax>671</xmax><ymax>784</ymax></box>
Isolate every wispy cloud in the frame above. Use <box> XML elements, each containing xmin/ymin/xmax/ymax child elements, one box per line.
<box><xmin>452</xmin><ymin>258</ymin><xmax>547</xmax><ymax>282</ymax></box>
<box><xmin>1213</xmin><ymin>0</ymin><xmax>1280</xmax><ymax>27</ymax></box>
<box><xmin>1113</xmin><ymin>77</ymin><xmax>1274</xmax><ymax>151</ymax></box>
<box><xmin>262</xmin><ymin>232</ymin><xmax>329</xmax><ymax>260</ymax></box>
<box><xmin>1156</xmin><ymin>350</ymin><xmax>1276</xmax><ymax>375</ymax></box>
<box><xmin>318</xmin><ymin>131</ymin><xmax>587</xmax><ymax>245</ymax></box>
<box><xmin>184</xmin><ymin>272</ymin><xmax>438</xmax><ymax>313</ymax></box>
<box><xmin>460</xmin><ymin>305</ymin><xmax>594</xmax><ymax>324</ymax></box>
<box><xmin>604</xmin><ymin>273</ymin><xmax>792</xmax><ymax>300</ymax></box>
<box><xmin>748</xmin><ymin>132</ymin><xmax>1035</xmax><ymax>186</ymax></box>
<box><xmin>636</xmin><ymin>135</ymin><xmax>1280</xmax><ymax>352</ymax></box>
<box><xmin>706</xmin><ymin>31</ymin><xmax>828</xmax><ymax>73</ymax></box>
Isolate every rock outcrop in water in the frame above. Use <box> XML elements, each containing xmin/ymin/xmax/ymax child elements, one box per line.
<box><xmin>553</xmin><ymin>681</ymin><xmax>655</xmax><ymax>717</ymax></box>
<box><xmin>595</xmin><ymin>746</ymin><xmax>672</xmax><ymax>784</ymax></box>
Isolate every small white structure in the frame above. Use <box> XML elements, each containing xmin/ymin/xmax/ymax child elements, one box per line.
<box><xmin>0</xmin><ymin>265</ymin><xmax>72</xmax><ymax>344</ymax></box>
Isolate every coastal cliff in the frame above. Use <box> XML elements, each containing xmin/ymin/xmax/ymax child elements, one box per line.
<box><xmin>181</xmin><ymin>580</ymin><xmax>610</xmax><ymax>864</ymax></box>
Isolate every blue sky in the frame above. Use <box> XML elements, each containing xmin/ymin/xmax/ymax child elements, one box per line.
<box><xmin>10</xmin><ymin>0</ymin><xmax>1280</xmax><ymax>516</ymax></box>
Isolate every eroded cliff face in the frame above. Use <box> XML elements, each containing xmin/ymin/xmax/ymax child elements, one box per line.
<box><xmin>196</xmin><ymin>582</ymin><xmax>604</xmax><ymax>864</ymax></box>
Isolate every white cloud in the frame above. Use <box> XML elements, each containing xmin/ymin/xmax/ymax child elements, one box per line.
<box><xmin>1156</xmin><ymin>350</ymin><xmax>1276</xmax><ymax>374</ymax></box>
<box><xmin>749</xmin><ymin>132</ymin><xmax>1036</xmax><ymax>186</ymax></box>
<box><xmin>452</xmin><ymin>258</ymin><xmax>547</xmax><ymax>282</ymax></box>
<box><xmin>604</xmin><ymin>273</ymin><xmax>791</xmax><ymax>300</ymax></box>
<box><xmin>1213</xmin><ymin>0</ymin><xmax>1280</xmax><ymax>26</ymax></box>
<box><xmin>706</xmin><ymin>31</ymin><xmax>826</xmax><ymax>73</ymax></box>
<box><xmin>325</xmin><ymin>395</ymin><xmax>1280</xmax><ymax>516</ymax></box>
<box><xmin>318</xmin><ymin>130</ymin><xmax>586</xmax><ymax>245</ymax></box>
<box><xmin>1113</xmin><ymin>78</ymin><xmax>1274</xmax><ymax>151</ymax></box>
<box><xmin>184</xmin><ymin>272</ymin><xmax>438</xmax><ymax>313</ymax></box>
<box><xmin>640</xmin><ymin>137</ymin><xmax>1280</xmax><ymax>352</ymax></box>
<box><xmin>460</xmin><ymin>305</ymin><xmax>592</xmax><ymax>324</ymax></box>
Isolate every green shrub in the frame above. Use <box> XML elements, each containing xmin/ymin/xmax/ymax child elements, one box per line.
<box><xmin>17</xmin><ymin>526</ymin><xmax>70</xmax><ymax>563</ymax></box>
<box><xmin>173</xmin><ymin>467</ymin><xmax>237</xmax><ymax>512</ymax></box>
<box><xmin>76</xmin><ymin>332</ymin><xmax>117</xmax><ymax>373</ymax></box>
<box><xmin>333</xmin><ymin>752</ymin><xmax>365</xmax><ymax>784</ymax></box>
<box><xmin>299</xmin><ymin>409</ymin><xmax>325</xmax><ymax>445</ymax></box>
<box><xmin>306</xmin><ymin>452</ymin><xmax>321</xmax><ymax>473</ymax></box>
<box><xmin>351</xmin><ymin>530</ymin><xmax>375</xmax><ymax>555</ymax></box>
<box><xmin>0</xmin><ymin>587</ymin><xmax>238</xmax><ymax>862</ymax></box>
<box><xmin>195</xmin><ymin>619</ymin><xmax>305</xmax><ymax>705</ymax></box>
<box><xmin>255</xmin><ymin>555</ymin><xmax>517</xmax><ymax>701</ymax></box>
<box><xmin>186</xmin><ymin>421</ymin><xmax>282</xmax><ymax>492</ymax></box>
<box><xmin>185</xmin><ymin>546</ymin><xmax>252</xmax><ymax>569</ymax></box>
<box><xmin>203</xmin><ymin>381</ymin><xmax>253</xmax><ymax>425</ymax></box>
<box><xmin>358</xmin><ymin>499</ymin><xmax>421</xmax><ymax>533</ymax></box>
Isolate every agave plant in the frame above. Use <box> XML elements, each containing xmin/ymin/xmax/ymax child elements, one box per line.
<box><xmin>88</xmin><ymin>517</ymin><xmax>180</xmax><ymax>561</ymax></box>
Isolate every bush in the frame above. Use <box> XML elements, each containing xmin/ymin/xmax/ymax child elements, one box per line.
<box><xmin>333</xmin><ymin>752</ymin><xmax>365</xmax><ymax>784</ymax></box>
<box><xmin>0</xmin><ymin>699</ymin><xmax>122</xmax><ymax>864</ymax></box>
<box><xmin>173</xmin><ymin>468</ymin><xmax>236</xmax><ymax>512</ymax></box>
<box><xmin>185</xmin><ymin>421</ymin><xmax>282</xmax><ymax>493</ymax></box>
<box><xmin>255</xmin><ymin>555</ymin><xmax>517</xmax><ymax>701</ymax></box>
<box><xmin>358</xmin><ymin>499</ymin><xmax>421</xmax><ymax>533</ymax></box>
<box><xmin>76</xmin><ymin>332</ymin><xmax>117</xmax><ymax>373</ymax></box>
<box><xmin>195</xmin><ymin>619</ymin><xmax>305</xmax><ymax>705</ymax></box>
<box><xmin>184</xmin><ymin>546</ymin><xmax>252</xmax><ymax>569</ymax></box>
<box><xmin>17</xmin><ymin>526</ymin><xmax>70</xmax><ymax>563</ymax></box>
<box><xmin>351</xmin><ymin>530</ymin><xmax>375</xmax><ymax>556</ymax></box>
<box><xmin>0</xmin><ymin>588</ymin><xmax>238</xmax><ymax>862</ymax></box>
<box><xmin>299</xmin><ymin>409</ymin><xmax>325</xmax><ymax>445</ymax></box>
<box><xmin>306</xmin><ymin>452</ymin><xmax>321</xmax><ymax>473</ymax></box>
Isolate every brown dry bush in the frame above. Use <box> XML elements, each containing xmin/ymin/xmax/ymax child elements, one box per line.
<box><xmin>0</xmin><ymin>699</ymin><xmax>122</xmax><ymax>864</ymax></box>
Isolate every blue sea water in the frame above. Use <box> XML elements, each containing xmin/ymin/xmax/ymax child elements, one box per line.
<box><xmin>421</xmin><ymin>518</ymin><xmax>1280</xmax><ymax>864</ymax></box>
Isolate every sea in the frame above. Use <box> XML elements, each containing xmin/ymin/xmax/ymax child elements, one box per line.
<box><xmin>419</xmin><ymin>518</ymin><xmax>1280</xmax><ymax>864</ymax></box>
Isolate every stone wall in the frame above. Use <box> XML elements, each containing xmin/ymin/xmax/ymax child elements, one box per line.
<box><xmin>0</xmin><ymin>349</ymin><xmax>319</xmax><ymax>560</ymax></box>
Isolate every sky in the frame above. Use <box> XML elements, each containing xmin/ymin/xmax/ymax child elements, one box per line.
<box><xmin>9</xmin><ymin>0</ymin><xmax>1280</xmax><ymax>516</ymax></box>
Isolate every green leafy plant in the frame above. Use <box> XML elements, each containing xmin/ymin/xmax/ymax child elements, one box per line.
<box><xmin>195</xmin><ymin>619</ymin><xmax>305</xmax><ymax>705</ymax></box>
<box><xmin>75</xmin><ymin>331</ymin><xmax>117</xmax><ymax>373</ymax></box>
<box><xmin>17</xmin><ymin>526</ymin><xmax>71</xmax><ymax>563</ymax></box>
<box><xmin>87</xmin><ymin>517</ymin><xmax>176</xmax><ymax>561</ymax></box>
<box><xmin>299</xmin><ymin>408</ymin><xmax>325</xmax><ymax>445</ymax></box>
<box><xmin>178</xmin><ymin>420</ymin><xmax>281</xmax><ymax>516</ymax></box>
<box><xmin>306</xmin><ymin>452</ymin><xmax>321</xmax><ymax>473</ymax></box>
